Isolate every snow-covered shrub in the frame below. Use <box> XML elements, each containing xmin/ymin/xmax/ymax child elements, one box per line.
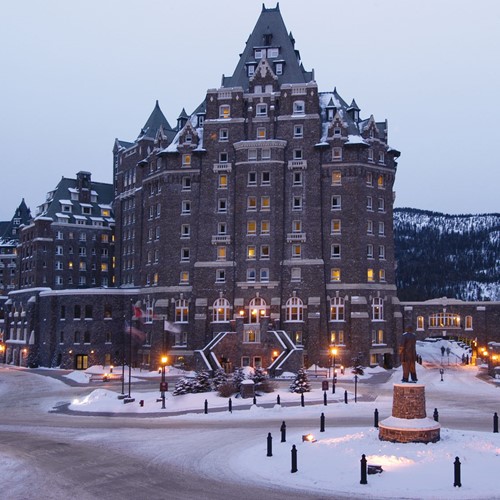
<box><xmin>172</xmin><ymin>377</ymin><xmax>196</xmax><ymax>396</ymax></box>
<box><xmin>289</xmin><ymin>367</ymin><xmax>311</xmax><ymax>393</ymax></box>
<box><xmin>193</xmin><ymin>370</ymin><xmax>212</xmax><ymax>393</ymax></box>
<box><xmin>232</xmin><ymin>367</ymin><xmax>246</xmax><ymax>391</ymax></box>
<box><xmin>211</xmin><ymin>368</ymin><xmax>229</xmax><ymax>390</ymax></box>
<box><xmin>217</xmin><ymin>381</ymin><xmax>237</xmax><ymax>398</ymax></box>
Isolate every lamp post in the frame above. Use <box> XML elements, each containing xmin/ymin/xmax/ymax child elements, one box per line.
<box><xmin>331</xmin><ymin>347</ymin><xmax>338</xmax><ymax>394</ymax></box>
<box><xmin>128</xmin><ymin>299</ymin><xmax>133</xmax><ymax>398</ymax></box>
<box><xmin>160</xmin><ymin>355</ymin><xmax>168</xmax><ymax>409</ymax></box>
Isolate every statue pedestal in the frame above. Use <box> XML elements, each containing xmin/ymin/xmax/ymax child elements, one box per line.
<box><xmin>379</xmin><ymin>384</ymin><xmax>440</xmax><ymax>443</ymax></box>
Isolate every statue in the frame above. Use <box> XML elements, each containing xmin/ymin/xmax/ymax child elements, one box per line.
<box><xmin>400</xmin><ymin>325</ymin><xmax>418</xmax><ymax>383</ymax></box>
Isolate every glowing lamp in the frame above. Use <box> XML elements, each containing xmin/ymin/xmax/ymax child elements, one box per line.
<box><xmin>302</xmin><ymin>433</ymin><xmax>316</xmax><ymax>442</ymax></box>
<box><xmin>161</xmin><ymin>356</ymin><xmax>168</xmax><ymax>365</ymax></box>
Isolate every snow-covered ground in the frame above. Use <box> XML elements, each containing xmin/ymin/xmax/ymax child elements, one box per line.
<box><xmin>2</xmin><ymin>338</ymin><xmax>500</xmax><ymax>499</ymax></box>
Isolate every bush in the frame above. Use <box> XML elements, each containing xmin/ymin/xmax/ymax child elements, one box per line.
<box><xmin>256</xmin><ymin>379</ymin><xmax>276</xmax><ymax>393</ymax></box>
<box><xmin>172</xmin><ymin>377</ymin><xmax>196</xmax><ymax>396</ymax></box>
<box><xmin>217</xmin><ymin>382</ymin><xmax>237</xmax><ymax>398</ymax></box>
<box><xmin>212</xmin><ymin>368</ymin><xmax>228</xmax><ymax>390</ymax></box>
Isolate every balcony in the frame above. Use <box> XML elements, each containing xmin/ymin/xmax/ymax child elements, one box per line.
<box><xmin>287</xmin><ymin>160</ymin><xmax>307</xmax><ymax>170</ymax></box>
<box><xmin>287</xmin><ymin>232</ymin><xmax>306</xmax><ymax>243</ymax></box>
<box><xmin>213</xmin><ymin>163</ymin><xmax>232</xmax><ymax>173</ymax></box>
<box><xmin>211</xmin><ymin>235</ymin><xmax>231</xmax><ymax>245</ymax></box>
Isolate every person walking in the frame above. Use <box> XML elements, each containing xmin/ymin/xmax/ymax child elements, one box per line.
<box><xmin>400</xmin><ymin>326</ymin><xmax>418</xmax><ymax>383</ymax></box>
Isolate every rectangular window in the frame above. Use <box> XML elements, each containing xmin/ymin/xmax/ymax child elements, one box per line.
<box><xmin>260</xmin><ymin>245</ymin><xmax>270</xmax><ymax>259</ymax></box>
<box><xmin>293</xmin><ymin>101</ymin><xmax>305</xmax><ymax>115</ymax></box>
<box><xmin>366</xmin><ymin>172</ymin><xmax>373</xmax><ymax>186</ymax></box>
<box><xmin>219</xmin><ymin>152</ymin><xmax>228</xmax><ymax>163</ymax></box>
<box><xmin>368</xmin><ymin>149</ymin><xmax>374</xmax><ymax>163</ymax></box>
<box><xmin>331</xmin><ymin>268</ymin><xmax>341</xmax><ymax>282</ymax></box>
<box><xmin>218</xmin><ymin>199</ymin><xmax>227</xmax><ymax>213</ymax></box>
<box><xmin>367</xmin><ymin>196</ymin><xmax>373</xmax><ymax>211</ymax></box>
<box><xmin>181</xmin><ymin>247</ymin><xmax>190</xmax><ymax>261</ymax></box>
<box><xmin>292</xmin><ymin>220</ymin><xmax>302</xmax><ymax>233</ymax></box>
<box><xmin>182</xmin><ymin>154</ymin><xmax>191</xmax><ymax>167</ymax></box>
<box><xmin>378</xmin><ymin>198</ymin><xmax>385</xmax><ymax>212</ymax></box>
<box><xmin>247</xmin><ymin>268</ymin><xmax>256</xmax><ymax>282</ymax></box>
<box><xmin>247</xmin><ymin>220</ymin><xmax>257</xmax><ymax>235</ymax></box>
<box><xmin>292</xmin><ymin>196</ymin><xmax>302</xmax><ymax>211</ymax></box>
<box><xmin>292</xmin><ymin>244</ymin><xmax>301</xmax><ymax>259</ymax></box>
<box><xmin>378</xmin><ymin>221</ymin><xmax>385</xmax><ymax>235</ymax></box>
<box><xmin>331</xmin><ymin>219</ymin><xmax>341</xmax><ymax>234</ymax></box>
<box><xmin>182</xmin><ymin>176</ymin><xmax>191</xmax><ymax>191</ymax></box>
<box><xmin>294</xmin><ymin>125</ymin><xmax>303</xmax><ymax>138</ymax></box>
<box><xmin>260</xmin><ymin>268</ymin><xmax>269</xmax><ymax>282</ymax></box>
<box><xmin>261</xmin><ymin>148</ymin><xmax>271</xmax><ymax>160</ymax></box>
<box><xmin>331</xmin><ymin>196</ymin><xmax>341</xmax><ymax>210</ymax></box>
<box><xmin>217</xmin><ymin>246</ymin><xmax>226</xmax><ymax>261</ymax></box>
<box><xmin>257</xmin><ymin>127</ymin><xmax>266</xmax><ymax>139</ymax></box>
<box><xmin>367</xmin><ymin>244</ymin><xmax>374</xmax><ymax>258</ymax></box>
<box><xmin>293</xmin><ymin>149</ymin><xmax>303</xmax><ymax>160</ymax></box>
<box><xmin>367</xmin><ymin>220</ymin><xmax>373</xmax><ymax>235</ymax></box>
<box><xmin>181</xmin><ymin>224</ymin><xmax>190</xmax><ymax>238</ymax></box>
<box><xmin>85</xmin><ymin>305</ymin><xmax>93</xmax><ymax>319</ymax></box>
<box><xmin>261</xmin><ymin>171</ymin><xmax>271</xmax><ymax>185</ymax></box>
<box><xmin>219</xmin><ymin>128</ymin><xmax>229</xmax><ymax>141</ymax></box>
<box><xmin>275</xmin><ymin>62</ymin><xmax>283</xmax><ymax>75</ymax></box>
<box><xmin>216</xmin><ymin>269</ymin><xmax>226</xmax><ymax>283</ymax></box>
<box><xmin>331</xmin><ymin>171</ymin><xmax>341</xmax><ymax>185</ymax></box>
<box><xmin>332</xmin><ymin>148</ymin><xmax>342</xmax><ymax>161</ymax></box>
<box><xmin>181</xmin><ymin>200</ymin><xmax>191</xmax><ymax>214</ymax></box>
<box><xmin>378</xmin><ymin>174</ymin><xmax>384</xmax><ymax>188</ymax></box>
<box><xmin>180</xmin><ymin>271</ymin><xmax>189</xmax><ymax>284</ymax></box>
<box><xmin>247</xmin><ymin>196</ymin><xmax>257</xmax><ymax>211</ymax></box>
<box><xmin>378</xmin><ymin>152</ymin><xmax>385</xmax><ymax>165</ymax></box>
<box><xmin>331</xmin><ymin>244</ymin><xmax>341</xmax><ymax>259</ymax></box>
<box><xmin>260</xmin><ymin>196</ymin><xmax>270</xmax><ymax>211</ymax></box>
<box><xmin>379</xmin><ymin>269</ymin><xmax>386</xmax><ymax>282</ymax></box>
<box><xmin>367</xmin><ymin>268</ymin><xmax>375</xmax><ymax>282</ymax></box>
<box><xmin>248</xmin><ymin>149</ymin><xmax>257</xmax><ymax>161</ymax></box>
<box><xmin>218</xmin><ymin>174</ymin><xmax>228</xmax><ymax>189</ymax></box>
<box><xmin>247</xmin><ymin>245</ymin><xmax>256</xmax><ymax>260</ymax></box>
<box><xmin>378</xmin><ymin>245</ymin><xmax>385</xmax><ymax>259</ymax></box>
<box><xmin>293</xmin><ymin>171</ymin><xmax>302</xmax><ymax>186</ymax></box>
<box><xmin>219</xmin><ymin>105</ymin><xmax>230</xmax><ymax>119</ymax></box>
<box><xmin>261</xmin><ymin>220</ymin><xmax>270</xmax><ymax>235</ymax></box>
<box><xmin>291</xmin><ymin>267</ymin><xmax>301</xmax><ymax>282</ymax></box>
<box><xmin>218</xmin><ymin>222</ymin><xmax>227</xmax><ymax>235</ymax></box>
<box><xmin>248</xmin><ymin>172</ymin><xmax>257</xmax><ymax>186</ymax></box>
<box><xmin>256</xmin><ymin>103</ymin><xmax>267</xmax><ymax>116</ymax></box>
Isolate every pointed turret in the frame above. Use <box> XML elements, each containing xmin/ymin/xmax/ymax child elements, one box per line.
<box><xmin>222</xmin><ymin>4</ymin><xmax>313</xmax><ymax>90</ymax></box>
<box><xmin>347</xmin><ymin>99</ymin><xmax>360</xmax><ymax>122</ymax></box>
<box><xmin>177</xmin><ymin>108</ymin><xmax>189</xmax><ymax>131</ymax></box>
<box><xmin>138</xmin><ymin>100</ymin><xmax>173</xmax><ymax>139</ymax></box>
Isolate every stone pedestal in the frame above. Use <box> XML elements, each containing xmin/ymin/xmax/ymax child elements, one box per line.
<box><xmin>379</xmin><ymin>384</ymin><xmax>440</xmax><ymax>443</ymax></box>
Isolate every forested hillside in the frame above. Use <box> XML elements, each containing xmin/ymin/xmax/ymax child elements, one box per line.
<box><xmin>394</xmin><ymin>208</ymin><xmax>500</xmax><ymax>301</ymax></box>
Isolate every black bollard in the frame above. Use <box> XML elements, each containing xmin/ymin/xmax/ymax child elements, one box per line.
<box><xmin>320</xmin><ymin>412</ymin><xmax>325</xmax><ymax>432</ymax></box>
<box><xmin>494</xmin><ymin>412</ymin><xmax>499</xmax><ymax>433</ymax></box>
<box><xmin>291</xmin><ymin>445</ymin><xmax>298</xmax><ymax>473</ymax></box>
<box><xmin>253</xmin><ymin>395</ymin><xmax>257</xmax><ymax>405</ymax></box>
<box><xmin>344</xmin><ymin>390</ymin><xmax>348</xmax><ymax>404</ymax></box>
<box><xmin>453</xmin><ymin>456</ymin><xmax>462</xmax><ymax>487</ymax></box>
<box><xmin>360</xmin><ymin>454</ymin><xmax>367</xmax><ymax>484</ymax></box>
<box><xmin>280</xmin><ymin>421</ymin><xmax>286</xmax><ymax>442</ymax></box>
<box><xmin>374</xmin><ymin>408</ymin><xmax>379</xmax><ymax>428</ymax></box>
<box><xmin>204</xmin><ymin>399</ymin><xmax>208</xmax><ymax>414</ymax></box>
<box><xmin>277</xmin><ymin>394</ymin><xmax>281</xmax><ymax>405</ymax></box>
<box><xmin>354</xmin><ymin>374</ymin><xmax>358</xmax><ymax>403</ymax></box>
<box><xmin>301</xmin><ymin>393</ymin><xmax>305</xmax><ymax>407</ymax></box>
<box><xmin>229</xmin><ymin>398</ymin><xmax>232</xmax><ymax>413</ymax></box>
<box><xmin>433</xmin><ymin>408</ymin><xmax>439</xmax><ymax>422</ymax></box>
<box><xmin>267</xmin><ymin>432</ymin><xmax>273</xmax><ymax>457</ymax></box>
<box><xmin>323</xmin><ymin>391</ymin><xmax>327</xmax><ymax>406</ymax></box>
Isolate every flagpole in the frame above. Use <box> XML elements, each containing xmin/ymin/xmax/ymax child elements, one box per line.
<box><xmin>121</xmin><ymin>314</ymin><xmax>125</xmax><ymax>396</ymax></box>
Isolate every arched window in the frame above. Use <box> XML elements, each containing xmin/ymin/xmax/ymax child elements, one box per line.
<box><xmin>330</xmin><ymin>297</ymin><xmax>345</xmax><ymax>321</ymax></box>
<box><xmin>175</xmin><ymin>299</ymin><xmax>189</xmax><ymax>323</ymax></box>
<box><xmin>372</xmin><ymin>297</ymin><xmax>384</xmax><ymax>321</ymax></box>
<box><xmin>248</xmin><ymin>297</ymin><xmax>267</xmax><ymax>324</ymax></box>
<box><xmin>212</xmin><ymin>298</ymin><xmax>231</xmax><ymax>323</ymax></box>
<box><xmin>285</xmin><ymin>296</ymin><xmax>304</xmax><ymax>322</ymax></box>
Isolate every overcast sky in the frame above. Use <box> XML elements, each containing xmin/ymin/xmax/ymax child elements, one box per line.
<box><xmin>1</xmin><ymin>0</ymin><xmax>499</xmax><ymax>221</ymax></box>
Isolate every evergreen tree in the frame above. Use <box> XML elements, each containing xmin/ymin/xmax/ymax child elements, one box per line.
<box><xmin>172</xmin><ymin>377</ymin><xmax>196</xmax><ymax>396</ymax></box>
<box><xmin>212</xmin><ymin>368</ymin><xmax>228</xmax><ymax>390</ymax></box>
<box><xmin>232</xmin><ymin>367</ymin><xmax>246</xmax><ymax>391</ymax></box>
<box><xmin>289</xmin><ymin>367</ymin><xmax>311</xmax><ymax>393</ymax></box>
<box><xmin>193</xmin><ymin>370</ymin><xmax>212</xmax><ymax>393</ymax></box>
<box><xmin>251</xmin><ymin>366</ymin><xmax>268</xmax><ymax>384</ymax></box>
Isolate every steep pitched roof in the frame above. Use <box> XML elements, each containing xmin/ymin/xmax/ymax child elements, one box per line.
<box><xmin>137</xmin><ymin>100</ymin><xmax>173</xmax><ymax>139</ymax></box>
<box><xmin>222</xmin><ymin>3</ymin><xmax>313</xmax><ymax>90</ymax></box>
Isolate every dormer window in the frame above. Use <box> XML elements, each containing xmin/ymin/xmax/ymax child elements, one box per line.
<box><xmin>184</xmin><ymin>134</ymin><xmax>192</xmax><ymax>144</ymax></box>
<box><xmin>101</xmin><ymin>208</ymin><xmax>110</xmax><ymax>217</ymax></box>
<box><xmin>334</xmin><ymin>127</ymin><xmax>342</xmax><ymax>137</ymax></box>
<box><xmin>267</xmin><ymin>47</ymin><xmax>278</xmax><ymax>58</ymax></box>
<box><xmin>327</xmin><ymin>109</ymin><xmax>335</xmax><ymax>121</ymax></box>
<box><xmin>255</xmin><ymin>49</ymin><xmax>263</xmax><ymax>59</ymax></box>
<box><xmin>197</xmin><ymin>115</ymin><xmax>205</xmax><ymax>127</ymax></box>
<box><xmin>275</xmin><ymin>63</ymin><xmax>283</xmax><ymax>75</ymax></box>
<box><xmin>62</xmin><ymin>205</ymin><xmax>72</xmax><ymax>213</ymax></box>
<box><xmin>219</xmin><ymin>105</ymin><xmax>230</xmax><ymax>119</ymax></box>
<box><xmin>293</xmin><ymin>101</ymin><xmax>305</xmax><ymax>115</ymax></box>
<box><xmin>248</xmin><ymin>65</ymin><xmax>255</xmax><ymax>77</ymax></box>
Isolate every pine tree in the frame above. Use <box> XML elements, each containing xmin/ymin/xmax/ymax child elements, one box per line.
<box><xmin>289</xmin><ymin>367</ymin><xmax>311</xmax><ymax>393</ymax></box>
<box><xmin>251</xmin><ymin>366</ymin><xmax>268</xmax><ymax>384</ymax></box>
<box><xmin>172</xmin><ymin>377</ymin><xmax>196</xmax><ymax>396</ymax></box>
<box><xmin>232</xmin><ymin>367</ymin><xmax>246</xmax><ymax>391</ymax></box>
<box><xmin>212</xmin><ymin>368</ymin><xmax>228</xmax><ymax>390</ymax></box>
<box><xmin>193</xmin><ymin>370</ymin><xmax>212</xmax><ymax>393</ymax></box>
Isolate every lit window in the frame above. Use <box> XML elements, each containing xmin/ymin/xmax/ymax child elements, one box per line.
<box><xmin>331</xmin><ymin>195</ymin><xmax>341</xmax><ymax>210</ymax></box>
<box><xmin>332</xmin><ymin>171</ymin><xmax>341</xmax><ymax>185</ymax></box>
<box><xmin>331</xmin><ymin>268</ymin><xmax>341</xmax><ymax>282</ymax></box>
<box><xmin>378</xmin><ymin>174</ymin><xmax>384</xmax><ymax>188</ymax></box>
<box><xmin>182</xmin><ymin>154</ymin><xmax>191</xmax><ymax>167</ymax></box>
<box><xmin>331</xmin><ymin>219</ymin><xmax>341</xmax><ymax>234</ymax></box>
<box><xmin>261</xmin><ymin>220</ymin><xmax>270</xmax><ymax>235</ymax></box>
<box><xmin>261</xmin><ymin>196</ymin><xmax>270</xmax><ymax>211</ymax></box>
<box><xmin>292</xmin><ymin>244</ymin><xmax>301</xmax><ymax>259</ymax></box>
<box><xmin>293</xmin><ymin>101</ymin><xmax>305</xmax><ymax>115</ymax></box>
<box><xmin>217</xmin><ymin>246</ymin><xmax>226</xmax><ymax>261</ymax></box>
<box><xmin>367</xmin><ymin>268</ymin><xmax>375</xmax><ymax>282</ymax></box>
<box><xmin>331</xmin><ymin>244</ymin><xmax>341</xmax><ymax>259</ymax></box>
<box><xmin>372</xmin><ymin>297</ymin><xmax>384</xmax><ymax>320</ymax></box>
<box><xmin>247</xmin><ymin>245</ymin><xmax>256</xmax><ymax>260</ymax></box>
<box><xmin>372</xmin><ymin>329</ymin><xmax>384</xmax><ymax>345</ymax></box>
<box><xmin>257</xmin><ymin>127</ymin><xmax>266</xmax><ymax>140</ymax></box>
<box><xmin>294</xmin><ymin>125</ymin><xmax>303</xmax><ymax>138</ymax></box>
<box><xmin>247</xmin><ymin>196</ymin><xmax>257</xmax><ymax>211</ymax></box>
<box><xmin>330</xmin><ymin>297</ymin><xmax>345</xmax><ymax>321</ymax></box>
<box><xmin>218</xmin><ymin>174</ymin><xmax>228</xmax><ymax>189</ymax></box>
<box><xmin>465</xmin><ymin>316</ymin><xmax>473</xmax><ymax>330</ymax></box>
<box><xmin>180</xmin><ymin>271</ymin><xmax>189</xmax><ymax>284</ymax></box>
<box><xmin>292</xmin><ymin>220</ymin><xmax>302</xmax><ymax>233</ymax></box>
<box><xmin>417</xmin><ymin>316</ymin><xmax>424</xmax><ymax>330</ymax></box>
<box><xmin>379</xmin><ymin>269</ymin><xmax>386</xmax><ymax>282</ymax></box>
<box><xmin>175</xmin><ymin>299</ymin><xmax>189</xmax><ymax>323</ymax></box>
<box><xmin>212</xmin><ymin>298</ymin><xmax>230</xmax><ymax>322</ymax></box>
<box><xmin>247</xmin><ymin>220</ymin><xmax>257</xmax><ymax>235</ymax></box>
<box><xmin>219</xmin><ymin>105</ymin><xmax>230</xmax><ymax>119</ymax></box>
<box><xmin>101</xmin><ymin>263</ymin><xmax>108</xmax><ymax>272</ymax></box>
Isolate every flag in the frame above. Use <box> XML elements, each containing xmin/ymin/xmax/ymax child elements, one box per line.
<box><xmin>164</xmin><ymin>320</ymin><xmax>181</xmax><ymax>333</ymax></box>
<box><xmin>124</xmin><ymin>320</ymin><xmax>147</xmax><ymax>342</ymax></box>
<box><xmin>132</xmin><ymin>301</ymin><xmax>144</xmax><ymax>320</ymax></box>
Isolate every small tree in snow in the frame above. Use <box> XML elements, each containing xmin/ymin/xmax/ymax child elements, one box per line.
<box><xmin>232</xmin><ymin>367</ymin><xmax>246</xmax><ymax>392</ymax></box>
<box><xmin>212</xmin><ymin>368</ymin><xmax>228</xmax><ymax>390</ymax></box>
<box><xmin>193</xmin><ymin>370</ymin><xmax>212</xmax><ymax>393</ymax></box>
<box><xmin>289</xmin><ymin>367</ymin><xmax>311</xmax><ymax>393</ymax></box>
<box><xmin>172</xmin><ymin>377</ymin><xmax>196</xmax><ymax>396</ymax></box>
<box><xmin>251</xmin><ymin>366</ymin><xmax>268</xmax><ymax>384</ymax></box>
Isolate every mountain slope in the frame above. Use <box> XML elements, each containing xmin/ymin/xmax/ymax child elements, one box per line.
<box><xmin>394</xmin><ymin>208</ymin><xmax>500</xmax><ymax>301</ymax></box>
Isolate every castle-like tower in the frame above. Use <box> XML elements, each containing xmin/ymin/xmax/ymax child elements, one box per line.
<box><xmin>113</xmin><ymin>4</ymin><xmax>401</xmax><ymax>371</ymax></box>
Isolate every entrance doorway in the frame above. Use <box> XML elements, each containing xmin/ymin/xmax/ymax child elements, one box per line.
<box><xmin>75</xmin><ymin>354</ymin><xmax>88</xmax><ymax>370</ymax></box>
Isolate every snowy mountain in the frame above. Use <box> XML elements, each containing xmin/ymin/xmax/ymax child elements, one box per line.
<box><xmin>394</xmin><ymin>208</ymin><xmax>500</xmax><ymax>301</ymax></box>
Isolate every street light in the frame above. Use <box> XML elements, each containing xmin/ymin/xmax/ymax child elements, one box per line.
<box><xmin>331</xmin><ymin>347</ymin><xmax>338</xmax><ymax>394</ymax></box>
<box><xmin>160</xmin><ymin>355</ymin><xmax>168</xmax><ymax>409</ymax></box>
